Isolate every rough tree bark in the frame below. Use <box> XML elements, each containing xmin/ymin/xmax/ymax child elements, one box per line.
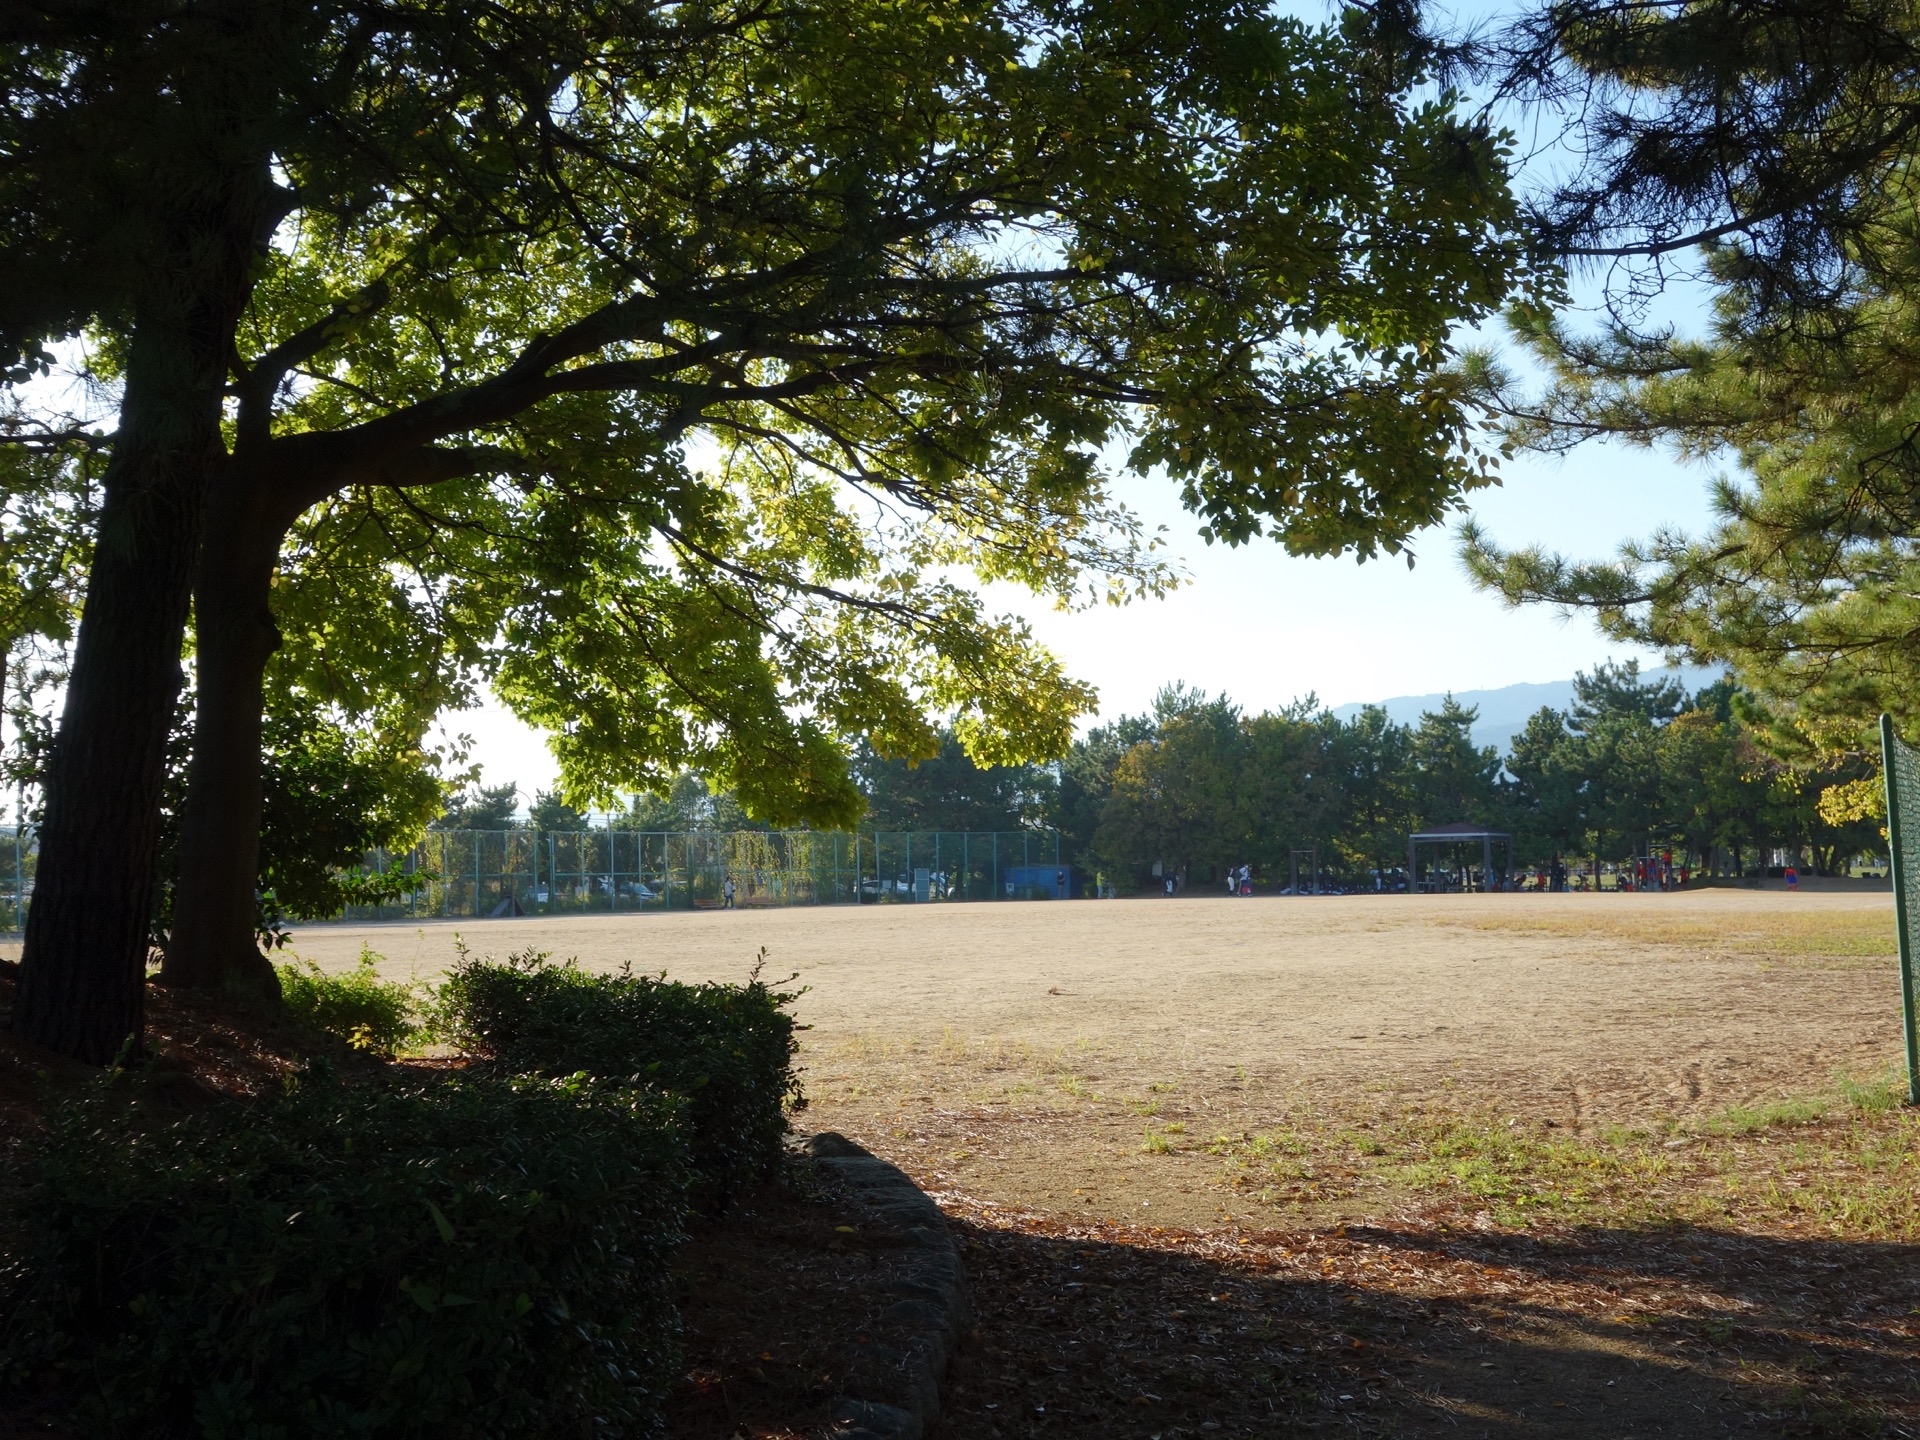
<box><xmin>10</xmin><ymin>182</ymin><xmax>273</xmax><ymax>1063</ymax></box>
<box><xmin>159</xmin><ymin>458</ymin><xmax>298</xmax><ymax>993</ymax></box>
<box><xmin>162</xmin><ymin>440</ymin><xmax>492</xmax><ymax>991</ymax></box>
<box><xmin>12</xmin><ymin>324</ymin><xmax>233</xmax><ymax>1061</ymax></box>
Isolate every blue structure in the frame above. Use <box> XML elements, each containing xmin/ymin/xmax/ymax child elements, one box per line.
<box><xmin>1002</xmin><ymin>864</ymin><xmax>1075</xmax><ymax>898</ymax></box>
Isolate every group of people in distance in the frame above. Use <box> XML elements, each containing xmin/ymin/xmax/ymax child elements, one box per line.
<box><xmin>769</xmin><ymin>852</ymin><xmax>1804</xmax><ymax>902</ymax></box>
<box><xmin>1514</xmin><ymin>852</ymin><xmax>1694</xmax><ymax>893</ymax></box>
<box><xmin>1624</xmin><ymin>852</ymin><xmax>1689</xmax><ymax>892</ymax></box>
<box><xmin>1516</xmin><ymin>859</ymin><xmax>1572</xmax><ymax>892</ymax></box>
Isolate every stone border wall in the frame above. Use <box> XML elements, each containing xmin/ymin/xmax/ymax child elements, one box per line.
<box><xmin>801</xmin><ymin>1133</ymin><xmax>971</xmax><ymax>1440</ymax></box>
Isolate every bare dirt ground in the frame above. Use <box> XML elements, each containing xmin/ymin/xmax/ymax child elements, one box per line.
<box><xmin>286</xmin><ymin>891</ymin><xmax>1920</xmax><ymax>1437</ymax></box>
<box><xmin>288</xmin><ymin>889</ymin><xmax>1899</xmax><ymax>1227</ymax></box>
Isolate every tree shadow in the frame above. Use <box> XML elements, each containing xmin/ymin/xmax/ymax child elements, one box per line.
<box><xmin>935</xmin><ymin>1215</ymin><xmax>1920</xmax><ymax>1437</ymax></box>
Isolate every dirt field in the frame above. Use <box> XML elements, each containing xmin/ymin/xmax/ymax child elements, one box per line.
<box><xmin>287</xmin><ymin>889</ymin><xmax>1919</xmax><ymax>1437</ymax></box>
<box><xmin>288</xmin><ymin>889</ymin><xmax>1900</xmax><ymax>1227</ymax></box>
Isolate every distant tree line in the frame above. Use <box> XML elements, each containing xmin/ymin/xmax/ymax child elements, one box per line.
<box><xmin>1066</xmin><ymin>662</ymin><xmax>1881</xmax><ymax>890</ymax></box>
<box><xmin>434</xmin><ymin>660</ymin><xmax>1883</xmax><ymax>892</ymax></box>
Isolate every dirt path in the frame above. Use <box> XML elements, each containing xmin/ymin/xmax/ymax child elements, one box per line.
<box><xmin>934</xmin><ymin>1201</ymin><xmax>1920</xmax><ymax>1438</ymax></box>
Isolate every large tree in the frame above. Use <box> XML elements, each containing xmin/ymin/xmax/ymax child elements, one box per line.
<box><xmin>1054</xmin><ymin>709</ymin><xmax>1156</xmax><ymax>870</ymax></box>
<box><xmin>2</xmin><ymin>1</ymin><xmax>326</xmax><ymax>1058</ymax></box>
<box><xmin>5</xmin><ymin>0</ymin><xmax>1532</xmax><ymax>1061</ymax></box>
<box><xmin>1240</xmin><ymin>698</ymin><xmax>1344</xmax><ymax>875</ymax></box>
<box><xmin>1329</xmin><ymin>703</ymin><xmax>1417</xmax><ymax>880</ymax></box>
<box><xmin>1485</xmin><ymin>0</ymin><xmax>1920</xmax><ymax>305</ymax></box>
<box><xmin>1461</xmin><ymin>1</ymin><xmax>1920</xmax><ymax>770</ymax></box>
<box><xmin>1504</xmin><ymin>705</ymin><xmax>1584</xmax><ymax>864</ymax></box>
<box><xmin>1094</xmin><ymin>686</ymin><xmax>1247</xmax><ymax>885</ymax></box>
<box><xmin>1408</xmin><ymin>694</ymin><xmax>1499</xmax><ymax>827</ymax></box>
<box><xmin>856</xmin><ymin>731</ymin><xmax>1052</xmax><ymax>834</ymax></box>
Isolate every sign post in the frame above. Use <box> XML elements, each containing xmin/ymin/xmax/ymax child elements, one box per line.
<box><xmin>1877</xmin><ymin>714</ymin><xmax>1920</xmax><ymax>1103</ymax></box>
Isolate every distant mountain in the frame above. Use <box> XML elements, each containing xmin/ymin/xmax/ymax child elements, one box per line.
<box><xmin>1327</xmin><ymin>664</ymin><xmax>1728</xmax><ymax>754</ymax></box>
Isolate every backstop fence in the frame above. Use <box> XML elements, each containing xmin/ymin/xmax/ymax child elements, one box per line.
<box><xmin>342</xmin><ymin>827</ymin><xmax>1066</xmax><ymax>922</ymax></box>
<box><xmin>0</xmin><ymin>826</ymin><xmax>1066</xmax><ymax>930</ymax></box>
<box><xmin>0</xmin><ymin>827</ymin><xmax>31</xmax><ymax>932</ymax></box>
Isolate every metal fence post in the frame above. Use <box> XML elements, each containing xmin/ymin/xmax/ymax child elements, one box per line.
<box><xmin>1880</xmin><ymin>713</ymin><xmax>1920</xmax><ymax>1104</ymax></box>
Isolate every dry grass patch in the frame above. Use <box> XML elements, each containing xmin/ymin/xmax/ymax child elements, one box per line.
<box><xmin>1187</xmin><ymin>1073</ymin><xmax>1920</xmax><ymax>1238</ymax></box>
<box><xmin>1433</xmin><ymin>903</ymin><xmax>1896</xmax><ymax>965</ymax></box>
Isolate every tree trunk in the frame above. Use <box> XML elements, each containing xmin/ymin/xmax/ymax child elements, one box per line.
<box><xmin>10</xmin><ymin>156</ymin><xmax>273</xmax><ymax>1062</ymax></box>
<box><xmin>160</xmin><ymin>466</ymin><xmax>291</xmax><ymax>992</ymax></box>
<box><xmin>10</xmin><ymin>324</ymin><xmax>230</xmax><ymax>1063</ymax></box>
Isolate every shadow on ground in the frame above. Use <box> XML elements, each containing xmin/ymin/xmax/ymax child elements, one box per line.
<box><xmin>935</xmin><ymin>1214</ymin><xmax>1920</xmax><ymax>1438</ymax></box>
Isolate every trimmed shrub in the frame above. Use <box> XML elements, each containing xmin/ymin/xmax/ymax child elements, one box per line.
<box><xmin>436</xmin><ymin>948</ymin><xmax>803</xmax><ymax>1208</ymax></box>
<box><xmin>0</xmin><ymin>1070</ymin><xmax>688</xmax><ymax>1439</ymax></box>
<box><xmin>277</xmin><ymin>946</ymin><xmax>420</xmax><ymax>1055</ymax></box>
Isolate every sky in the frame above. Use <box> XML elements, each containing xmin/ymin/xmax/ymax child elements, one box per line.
<box><xmin>981</xmin><ymin>438</ymin><xmax>1719</xmax><ymax>717</ymax></box>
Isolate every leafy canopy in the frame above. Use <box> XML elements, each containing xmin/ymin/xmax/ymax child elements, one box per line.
<box><xmin>6</xmin><ymin>0</ymin><xmax>1535</xmax><ymax>835</ymax></box>
<box><xmin>1462</xmin><ymin>0</ymin><xmax>1920</xmax><ymax>758</ymax></box>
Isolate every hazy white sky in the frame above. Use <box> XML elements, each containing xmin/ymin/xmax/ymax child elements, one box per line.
<box><xmin>994</xmin><ymin>441</ymin><xmax>1715</xmax><ymax>714</ymax></box>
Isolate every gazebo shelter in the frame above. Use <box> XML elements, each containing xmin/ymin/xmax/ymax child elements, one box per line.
<box><xmin>1408</xmin><ymin>821</ymin><xmax>1513</xmax><ymax>893</ymax></box>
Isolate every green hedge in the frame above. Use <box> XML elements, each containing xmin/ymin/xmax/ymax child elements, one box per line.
<box><xmin>436</xmin><ymin>949</ymin><xmax>803</xmax><ymax>1209</ymax></box>
<box><xmin>277</xmin><ymin>946</ymin><xmax>422</xmax><ymax>1056</ymax></box>
<box><xmin>0</xmin><ymin>1071</ymin><xmax>688</xmax><ymax>1439</ymax></box>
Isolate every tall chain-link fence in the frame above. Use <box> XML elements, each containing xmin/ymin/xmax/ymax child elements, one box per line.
<box><xmin>0</xmin><ymin>827</ymin><xmax>1066</xmax><ymax>931</ymax></box>
<box><xmin>0</xmin><ymin>828</ymin><xmax>32</xmax><ymax>932</ymax></box>
<box><xmin>338</xmin><ymin>828</ymin><xmax>1067</xmax><ymax>922</ymax></box>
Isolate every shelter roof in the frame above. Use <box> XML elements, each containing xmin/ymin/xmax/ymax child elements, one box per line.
<box><xmin>1409</xmin><ymin>821</ymin><xmax>1511</xmax><ymax>840</ymax></box>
